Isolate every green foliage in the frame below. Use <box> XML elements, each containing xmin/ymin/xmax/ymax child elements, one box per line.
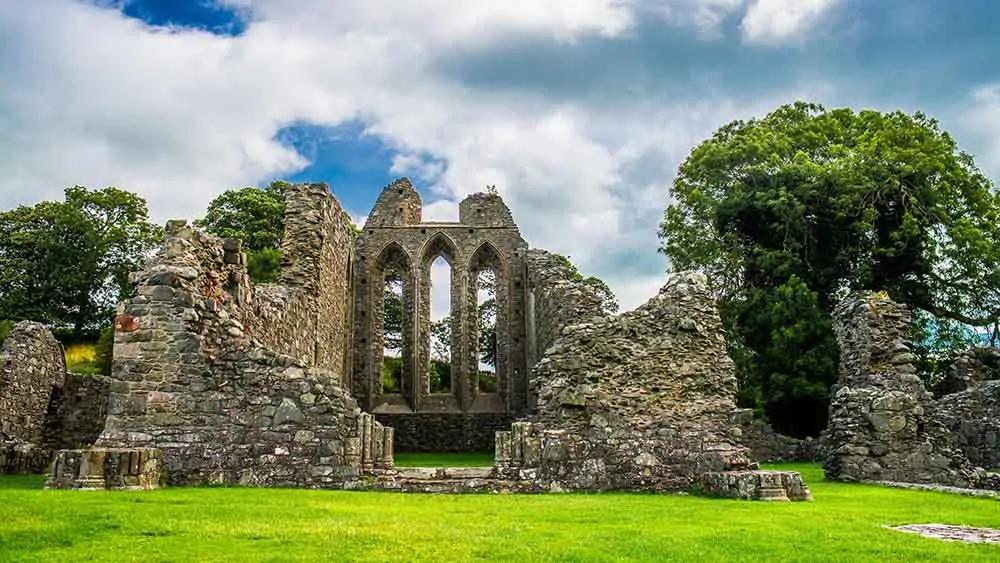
<box><xmin>247</xmin><ymin>247</ymin><xmax>283</xmax><ymax>284</ymax></box>
<box><xmin>3</xmin><ymin>464</ymin><xmax>1000</xmax><ymax>562</ymax></box>
<box><xmin>382</xmin><ymin>270</ymin><xmax>405</xmax><ymax>352</ymax></box>
<box><xmin>381</xmin><ymin>356</ymin><xmax>402</xmax><ymax>392</ymax></box>
<box><xmin>0</xmin><ymin>186</ymin><xmax>162</xmax><ymax>336</ymax></box>
<box><xmin>195</xmin><ymin>182</ymin><xmax>287</xmax><ymax>283</ymax></box>
<box><xmin>0</xmin><ymin>320</ymin><xmax>12</xmax><ymax>343</ymax></box>
<box><xmin>95</xmin><ymin>324</ymin><xmax>115</xmax><ymax>376</ymax></box>
<box><xmin>659</xmin><ymin>101</ymin><xmax>1000</xmax><ymax>437</ymax></box>
<box><xmin>551</xmin><ymin>253</ymin><xmax>619</xmax><ymax>314</ymax></box>
<box><xmin>428</xmin><ymin>359</ymin><xmax>451</xmax><ymax>393</ymax></box>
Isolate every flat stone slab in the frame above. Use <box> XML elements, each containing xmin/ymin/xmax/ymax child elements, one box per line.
<box><xmin>889</xmin><ymin>524</ymin><xmax>1000</xmax><ymax>544</ymax></box>
<box><xmin>875</xmin><ymin>481</ymin><xmax>1000</xmax><ymax>498</ymax></box>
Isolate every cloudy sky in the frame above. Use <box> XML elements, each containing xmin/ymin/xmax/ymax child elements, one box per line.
<box><xmin>2</xmin><ymin>0</ymin><xmax>1000</xmax><ymax>318</ymax></box>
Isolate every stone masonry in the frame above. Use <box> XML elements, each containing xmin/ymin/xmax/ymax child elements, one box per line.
<box><xmin>92</xmin><ymin>183</ymin><xmax>393</xmax><ymax>486</ymax></box>
<box><xmin>492</xmin><ymin>272</ymin><xmax>811</xmax><ymax>499</ymax></box>
<box><xmin>0</xmin><ymin>322</ymin><xmax>112</xmax><ymax>474</ymax></box>
<box><xmin>0</xmin><ymin>322</ymin><xmax>67</xmax><ymax>444</ymax></box>
<box><xmin>353</xmin><ymin>179</ymin><xmax>529</xmax><ymax>451</ymax></box>
<box><xmin>824</xmin><ymin>292</ymin><xmax>998</xmax><ymax>489</ymax></box>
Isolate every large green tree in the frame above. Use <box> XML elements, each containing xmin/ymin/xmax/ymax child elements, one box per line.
<box><xmin>0</xmin><ymin>186</ymin><xmax>161</xmax><ymax>336</ymax></box>
<box><xmin>195</xmin><ymin>182</ymin><xmax>288</xmax><ymax>282</ymax></box>
<box><xmin>659</xmin><ymin>101</ymin><xmax>1000</xmax><ymax>436</ymax></box>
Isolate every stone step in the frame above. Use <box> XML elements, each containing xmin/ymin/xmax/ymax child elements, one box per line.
<box><xmin>756</xmin><ymin>487</ymin><xmax>790</xmax><ymax>501</ymax></box>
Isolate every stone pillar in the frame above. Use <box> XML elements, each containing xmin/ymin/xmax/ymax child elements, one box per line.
<box><xmin>360</xmin><ymin>413</ymin><xmax>375</xmax><ymax>470</ymax></box>
<box><xmin>375</xmin><ymin>426</ymin><xmax>394</xmax><ymax>469</ymax></box>
<box><xmin>408</xmin><ymin>269</ymin><xmax>421</xmax><ymax>411</ymax></box>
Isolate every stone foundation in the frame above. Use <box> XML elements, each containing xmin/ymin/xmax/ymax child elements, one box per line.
<box><xmin>0</xmin><ymin>441</ymin><xmax>51</xmax><ymax>474</ymax></box>
<box><xmin>696</xmin><ymin>470</ymin><xmax>813</xmax><ymax>501</ymax></box>
<box><xmin>45</xmin><ymin>447</ymin><xmax>163</xmax><ymax>490</ymax></box>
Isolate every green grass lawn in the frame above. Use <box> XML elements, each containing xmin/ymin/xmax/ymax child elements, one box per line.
<box><xmin>393</xmin><ymin>451</ymin><xmax>494</xmax><ymax>467</ymax></box>
<box><xmin>0</xmin><ymin>463</ymin><xmax>997</xmax><ymax>562</ymax></box>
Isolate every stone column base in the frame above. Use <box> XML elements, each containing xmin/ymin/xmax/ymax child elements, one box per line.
<box><xmin>695</xmin><ymin>470</ymin><xmax>813</xmax><ymax>501</ymax></box>
<box><xmin>45</xmin><ymin>448</ymin><xmax>163</xmax><ymax>490</ymax></box>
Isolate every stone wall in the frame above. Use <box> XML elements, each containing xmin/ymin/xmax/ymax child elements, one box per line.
<box><xmin>43</xmin><ymin>373</ymin><xmax>110</xmax><ymax>451</ymax></box>
<box><xmin>239</xmin><ymin>183</ymin><xmax>355</xmax><ymax>383</ymax></box>
<box><xmin>96</xmin><ymin>183</ymin><xmax>393</xmax><ymax>486</ymax></box>
<box><xmin>352</xmin><ymin>179</ymin><xmax>530</xmax><ymax>451</ymax></box>
<box><xmin>935</xmin><ymin>347</ymin><xmax>1000</xmax><ymax>397</ymax></box>
<box><xmin>374</xmin><ymin>412</ymin><xmax>511</xmax><ymax>452</ymax></box>
<box><xmin>0</xmin><ymin>322</ymin><xmax>67</xmax><ymax>444</ymax></box>
<box><xmin>734</xmin><ymin>411</ymin><xmax>821</xmax><ymax>462</ymax></box>
<box><xmin>495</xmin><ymin>272</ymin><xmax>758</xmax><ymax>492</ymax></box>
<box><xmin>824</xmin><ymin>293</ymin><xmax>994</xmax><ymax>488</ymax></box>
<box><xmin>930</xmin><ymin>380</ymin><xmax>1000</xmax><ymax>470</ymax></box>
<box><xmin>524</xmin><ymin>249</ymin><xmax>605</xmax><ymax>368</ymax></box>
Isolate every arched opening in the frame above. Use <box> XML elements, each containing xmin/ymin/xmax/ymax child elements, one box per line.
<box><xmin>428</xmin><ymin>255</ymin><xmax>453</xmax><ymax>394</ymax></box>
<box><xmin>420</xmin><ymin>233</ymin><xmax>459</xmax><ymax>402</ymax></box>
<box><xmin>476</xmin><ymin>268</ymin><xmax>498</xmax><ymax>393</ymax></box>
<box><xmin>468</xmin><ymin>242</ymin><xmax>504</xmax><ymax>398</ymax></box>
<box><xmin>373</xmin><ymin>242</ymin><xmax>412</xmax><ymax>402</ymax></box>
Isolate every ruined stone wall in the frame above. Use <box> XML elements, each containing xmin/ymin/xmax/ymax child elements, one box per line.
<box><xmin>524</xmin><ymin>249</ymin><xmax>605</xmax><ymax>368</ymax></box>
<box><xmin>0</xmin><ymin>322</ymin><xmax>67</xmax><ymax>444</ymax></box>
<box><xmin>734</xmin><ymin>411</ymin><xmax>821</xmax><ymax>462</ymax></box>
<box><xmin>930</xmin><ymin>381</ymin><xmax>1000</xmax><ymax>470</ymax></box>
<box><xmin>495</xmin><ymin>272</ymin><xmax>755</xmax><ymax>492</ymax></box>
<box><xmin>824</xmin><ymin>293</ymin><xmax>994</xmax><ymax>488</ymax></box>
<box><xmin>239</xmin><ymin>183</ymin><xmax>354</xmax><ymax>378</ymax></box>
<box><xmin>43</xmin><ymin>373</ymin><xmax>110</xmax><ymax>451</ymax></box>
<box><xmin>98</xmin><ymin>188</ymin><xmax>392</xmax><ymax>486</ymax></box>
<box><xmin>935</xmin><ymin>347</ymin><xmax>1000</xmax><ymax>397</ymax></box>
<box><xmin>352</xmin><ymin>179</ymin><xmax>530</xmax><ymax>450</ymax></box>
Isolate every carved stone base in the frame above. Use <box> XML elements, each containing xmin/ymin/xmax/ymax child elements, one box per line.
<box><xmin>695</xmin><ymin>470</ymin><xmax>813</xmax><ymax>501</ymax></box>
<box><xmin>45</xmin><ymin>448</ymin><xmax>163</xmax><ymax>490</ymax></box>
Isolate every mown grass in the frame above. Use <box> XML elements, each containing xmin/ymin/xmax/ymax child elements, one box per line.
<box><xmin>0</xmin><ymin>463</ymin><xmax>997</xmax><ymax>562</ymax></box>
<box><xmin>393</xmin><ymin>451</ymin><xmax>494</xmax><ymax>467</ymax></box>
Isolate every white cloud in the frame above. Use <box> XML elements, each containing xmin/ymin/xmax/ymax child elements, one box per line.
<box><xmin>957</xmin><ymin>83</ymin><xmax>1000</xmax><ymax>182</ymax></box>
<box><xmin>0</xmin><ymin>0</ymin><xmax>876</xmax><ymax>316</ymax></box>
<box><xmin>740</xmin><ymin>0</ymin><xmax>842</xmax><ymax>45</ymax></box>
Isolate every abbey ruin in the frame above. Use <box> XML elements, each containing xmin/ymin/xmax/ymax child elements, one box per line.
<box><xmin>3</xmin><ymin>179</ymin><xmax>998</xmax><ymax>499</ymax></box>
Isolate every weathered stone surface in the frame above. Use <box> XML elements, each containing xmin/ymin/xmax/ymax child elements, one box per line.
<box><xmin>929</xmin><ymin>380</ymin><xmax>1000</xmax><ymax>470</ymax></box>
<box><xmin>0</xmin><ymin>322</ymin><xmax>67</xmax><ymax>444</ymax></box>
<box><xmin>492</xmin><ymin>272</ymin><xmax>802</xmax><ymax>496</ymax></box>
<box><xmin>935</xmin><ymin>347</ymin><xmax>1000</xmax><ymax>396</ymax></box>
<box><xmin>824</xmin><ymin>292</ymin><xmax>997</xmax><ymax>489</ymax></box>
<box><xmin>45</xmin><ymin>447</ymin><xmax>163</xmax><ymax>490</ymax></box>
<box><xmin>98</xmin><ymin>184</ymin><xmax>394</xmax><ymax>487</ymax></box>
<box><xmin>0</xmin><ymin>441</ymin><xmax>51</xmax><ymax>474</ymax></box>
<box><xmin>352</xmin><ymin>179</ymin><xmax>530</xmax><ymax>451</ymax></box>
<box><xmin>696</xmin><ymin>470</ymin><xmax>813</xmax><ymax>501</ymax></box>
<box><xmin>889</xmin><ymin>524</ymin><xmax>1000</xmax><ymax>544</ymax></box>
<box><xmin>734</xmin><ymin>411</ymin><xmax>822</xmax><ymax>462</ymax></box>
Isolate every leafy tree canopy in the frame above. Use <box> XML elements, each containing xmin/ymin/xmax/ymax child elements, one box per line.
<box><xmin>659</xmin><ymin>101</ymin><xmax>1000</xmax><ymax>437</ymax></box>
<box><xmin>0</xmin><ymin>186</ymin><xmax>161</xmax><ymax>336</ymax></box>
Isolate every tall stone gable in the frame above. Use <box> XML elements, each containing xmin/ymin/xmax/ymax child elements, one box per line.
<box><xmin>352</xmin><ymin>178</ymin><xmax>530</xmax><ymax>451</ymax></box>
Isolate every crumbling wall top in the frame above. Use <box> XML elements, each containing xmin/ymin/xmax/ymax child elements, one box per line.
<box><xmin>365</xmin><ymin>178</ymin><xmax>422</xmax><ymax>228</ymax></box>
<box><xmin>458</xmin><ymin>191</ymin><xmax>516</xmax><ymax>228</ymax></box>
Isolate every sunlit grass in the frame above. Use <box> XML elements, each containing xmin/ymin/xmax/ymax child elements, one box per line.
<box><xmin>64</xmin><ymin>343</ymin><xmax>99</xmax><ymax>375</ymax></box>
<box><xmin>0</xmin><ymin>463</ymin><xmax>997</xmax><ymax>562</ymax></box>
<box><xmin>393</xmin><ymin>452</ymin><xmax>494</xmax><ymax>467</ymax></box>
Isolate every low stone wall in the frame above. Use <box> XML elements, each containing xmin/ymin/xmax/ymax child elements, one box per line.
<box><xmin>373</xmin><ymin>412</ymin><xmax>510</xmax><ymax>453</ymax></box>
<box><xmin>735</xmin><ymin>413</ymin><xmax>821</xmax><ymax>462</ymax></box>
<box><xmin>930</xmin><ymin>380</ymin><xmax>1000</xmax><ymax>470</ymax></box>
<box><xmin>0</xmin><ymin>441</ymin><xmax>51</xmax><ymax>474</ymax></box>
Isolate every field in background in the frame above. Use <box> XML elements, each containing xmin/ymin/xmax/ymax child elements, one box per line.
<box><xmin>1</xmin><ymin>463</ymin><xmax>998</xmax><ymax>562</ymax></box>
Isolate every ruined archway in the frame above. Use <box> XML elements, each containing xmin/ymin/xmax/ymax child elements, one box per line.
<box><xmin>419</xmin><ymin>232</ymin><xmax>460</xmax><ymax>410</ymax></box>
<box><xmin>371</xmin><ymin>241</ymin><xmax>415</xmax><ymax>410</ymax></box>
